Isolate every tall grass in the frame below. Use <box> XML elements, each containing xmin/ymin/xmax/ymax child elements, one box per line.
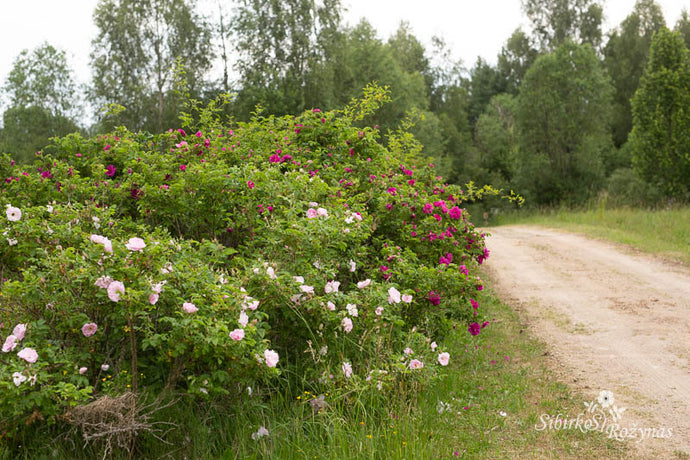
<box><xmin>6</xmin><ymin>294</ymin><xmax>628</xmax><ymax>459</ymax></box>
<box><xmin>493</xmin><ymin>206</ymin><xmax>690</xmax><ymax>265</ymax></box>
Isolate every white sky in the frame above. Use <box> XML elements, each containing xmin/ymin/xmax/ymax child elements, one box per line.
<box><xmin>0</xmin><ymin>0</ymin><xmax>688</xmax><ymax>99</ymax></box>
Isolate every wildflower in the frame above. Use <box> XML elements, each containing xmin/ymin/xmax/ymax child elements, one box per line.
<box><xmin>149</xmin><ymin>293</ymin><xmax>159</xmax><ymax>305</ymax></box>
<box><xmin>264</xmin><ymin>349</ymin><xmax>279</xmax><ymax>368</ymax></box>
<box><xmin>468</xmin><ymin>323</ymin><xmax>481</xmax><ymax>336</ymax></box>
<box><xmin>342</xmin><ymin>361</ymin><xmax>353</xmax><ymax>378</ymax></box>
<box><xmin>439</xmin><ymin>253</ymin><xmax>453</xmax><ymax>266</ymax></box>
<box><xmin>346</xmin><ymin>304</ymin><xmax>359</xmax><ymax>317</ymax></box>
<box><xmin>101</xmin><ymin>364</ymin><xmax>110</xmax><ymax>371</ymax></box>
<box><xmin>107</xmin><ymin>281</ymin><xmax>125</xmax><ymax>302</ymax></box>
<box><xmin>6</xmin><ymin>205</ymin><xmax>22</xmax><ymax>221</ymax></box>
<box><xmin>247</xmin><ymin>180</ymin><xmax>255</xmax><ymax>189</ymax></box>
<box><xmin>341</xmin><ymin>317</ymin><xmax>353</xmax><ymax>333</ymax></box>
<box><xmin>430</xmin><ymin>341</ymin><xmax>438</xmax><ymax>351</ymax></box>
<box><xmin>229</xmin><ymin>329</ymin><xmax>245</xmax><ymax>341</ymax></box>
<box><xmin>79</xmin><ymin>367</ymin><xmax>88</xmax><ymax>375</ymax></box>
<box><xmin>375</xmin><ymin>306</ymin><xmax>384</xmax><ymax>316</ymax></box>
<box><xmin>252</xmin><ymin>426</ymin><xmax>270</xmax><ymax>440</ymax></box>
<box><xmin>90</xmin><ymin>234</ymin><xmax>113</xmax><ymax>253</ymax></box>
<box><xmin>429</xmin><ymin>291</ymin><xmax>441</xmax><ymax>306</ymax></box>
<box><xmin>17</xmin><ymin>348</ymin><xmax>38</xmax><ymax>363</ymax></box>
<box><xmin>182</xmin><ymin>302</ymin><xmax>198</xmax><ymax>314</ymax></box>
<box><xmin>306</xmin><ymin>208</ymin><xmax>318</xmax><ymax>218</ymax></box>
<box><xmin>438</xmin><ymin>352</ymin><xmax>450</xmax><ymax>366</ymax></box>
<box><xmin>12</xmin><ymin>324</ymin><xmax>26</xmax><ymax>341</ymax></box>
<box><xmin>316</xmin><ymin>207</ymin><xmax>329</xmax><ymax>217</ymax></box>
<box><xmin>388</xmin><ymin>287</ymin><xmax>401</xmax><ymax>304</ymax></box>
<box><xmin>349</xmin><ymin>260</ymin><xmax>356</xmax><ymax>272</ymax></box>
<box><xmin>357</xmin><ymin>279</ymin><xmax>371</xmax><ymax>289</ymax></box>
<box><xmin>105</xmin><ymin>164</ymin><xmax>117</xmax><ymax>177</ymax></box>
<box><xmin>47</xmin><ymin>204</ymin><xmax>54</xmax><ymax>213</ymax></box>
<box><xmin>422</xmin><ymin>203</ymin><xmax>433</xmax><ymax>214</ymax></box>
<box><xmin>125</xmin><ymin>237</ymin><xmax>146</xmax><ymax>251</ymax></box>
<box><xmin>324</xmin><ymin>280</ymin><xmax>340</xmax><ymax>294</ymax></box>
<box><xmin>404</xmin><ymin>347</ymin><xmax>413</xmax><ymax>355</ymax></box>
<box><xmin>81</xmin><ymin>322</ymin><xmax>98</xmax><ymax>337</ymax></box>
<box><xmin>402</xmin><ymin>294</ymin><xmax>413</xmax><ymax>303</ymax></box>
<box><xmin>293</xmin><ymin>276</ymin><xmax>304</xmax><ymax>284</ymax></box>
<box><xmin>2</xmin><ymin>335</ymin><xmax>18</xmax><ymax>353</ymax></box>
<box><xmin>7</xmin><ymin>238</ymin><xmax>17</xmax><ymax>246</ymax></box>
<box><xmin>409</xmin><ymin>359</ymin><xmax>424</xmax><ymax>370</ymax></box>
<box><xmin>12</xmin><ymin>372</ymin><xmax>27</xmax><ymax>387</ymax></box>
<box><xmin>325</xmin><ymin>301</ymin><xmax>336</xmax><ymax>311</ymax></box>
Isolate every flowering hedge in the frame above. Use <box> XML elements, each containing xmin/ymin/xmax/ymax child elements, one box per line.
<box><xmin>0</xmin><ymin>86</ymin><xmax>509</xmax><ymax>442</ymax></box>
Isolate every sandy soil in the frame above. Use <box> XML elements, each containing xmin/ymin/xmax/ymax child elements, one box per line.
<box><xmin>484</xmin><ymin>225</ymin><xmax>690</xmax><ymax>458</ymax></box>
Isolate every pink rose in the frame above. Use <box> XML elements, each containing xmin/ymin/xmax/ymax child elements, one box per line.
<box><xmin>341</xmin><ymin>317</ymin><xmax>353</xmax><ymax>333</ymax></box>
<box><xmin>81</xmin><ymin>322</ymin><xmax>98</xmax><ymax>337</ymax></box>
<box><xmin>17</xmin><ymin>347</ymin><xmax>38</xmax><ymax>364</ymax></box>
<box><xmin>79</xmin><ymin>367</ymin><xmax>88</xmax><ymax>375</ymax></box>
<box><xmin>107</xmin><ymin>281</ymin><xmax>125</xmax><ymax>302</ymax></box>
<box><xmin>125</xmin><ymin>237</ymin><xmax>146</xmax><ymax>251</ymax></box>
<box><xmin>388</xmin><ymin>287</ymin><xmax>401</xmax><ymax>304</ymax></box>
<box><xmin>2</xmin><ymin>335</ymin><xmax>18</xmax><ymax>353</ymax></box>
<box><xmin>182</xmin><ymin>302</ymin><xmax>198</xmax><ymax>314</ymax></box>
<box><xmin>229</xmin><ymin>329</ymin><xmax>245</xmax><ymax>341</ymax></box>
<box><xmin>306</xmin><ymin>208</ymin><xmax>318</xmax><ymax>218</ymax></box>
<box><xmin>264</xmin><ymin>349</ymin><xmax>279</xmax><ymax>368</ymax></box>
<box><xmin>12</xmin><ymin>324</ymin><xmax>26</xmax><ymax>341</ymax></box>
<box><xmin>148</xmin><ymin>293</ymin><xmax>159</xmax><ymax>305</ymax></box>
<box><xmin>409</xmin><ymin>359</ymin><xmax>424</xmax><ymax>370</ymax></box>
<box><xmin>438</xmin><ymin>352</ymin><xmax>450</xmax><ymax>366</ymax></box>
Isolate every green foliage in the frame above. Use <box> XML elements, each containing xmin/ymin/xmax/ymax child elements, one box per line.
<box><xmin>497</xmin><ymin>29</ymin><xmax>539</xmax><ymax>95</ymax></box>
<box><xmin>521</xmin><ymin>0</ymin><xmax>604</xmax><ymax>50</ymax></box>
<box><xmin>515</xmin><ymin>41</ymin><xmax>613</xmax><ymax>205</ymax></box>
<box><xmin>629</xmin><ymin>27</ymin><xmax>690</xmax><ymax>199</ymax></box>
<box><xmin>474</xmin><ymin>94</ymin><xmax>518</xmax><ymax>188</ymax></box>
<box><xmin>90</xmin><ymin>0</ymin><xmax>214</xmax><ymax>132</ymax></box>
<box><xmin>603</xmin><ymin>0</ymin><xmax>666</xmax><ymax>147</ymax></box>
<box><xmin>0</xmin><ymin>89</ymin><xmax>508</xmax><ymax>454</ymax></box>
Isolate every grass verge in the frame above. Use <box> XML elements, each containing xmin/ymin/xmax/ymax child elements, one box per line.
<box><xmin>6</xmin><ymin>293</ymin><xmax>629</xmax><ymax>459</ymax></box>
<box><xmin>493</xmin><ymin>206</ymin><xmax>690</xmax><ymax>266</ymax></box>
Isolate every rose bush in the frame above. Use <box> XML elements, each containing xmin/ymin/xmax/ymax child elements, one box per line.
<box><xmin>0</xmin><ymin>85</ymin><xmax>515</xmax><ymax>446</ymax></box>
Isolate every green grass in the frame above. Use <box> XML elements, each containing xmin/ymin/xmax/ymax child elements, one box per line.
<box><xmin>493</xmin><ymin>206</ymin><xmax>690</xmax><ymax>266</ymax></box>
<box><xmin>7</xmin><ymin>293</ymin><xmax>629</xmax><ymax>459</ymax></box>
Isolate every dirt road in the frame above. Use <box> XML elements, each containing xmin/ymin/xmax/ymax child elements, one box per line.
<box><xmin>484</xmin><ymin>226</ymin><xmax>690</xmax><ymax>458</ymax></box>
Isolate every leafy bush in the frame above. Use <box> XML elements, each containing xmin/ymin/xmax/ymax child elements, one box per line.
<box><xmin>0</xmin><ymin>86</ymin><xmax>511</xmax><ymax>451</ymax></box>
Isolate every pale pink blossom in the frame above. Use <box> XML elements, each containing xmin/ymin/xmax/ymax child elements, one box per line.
<box><xmin>182</xmin><ymin>302</ymin><xmax>198</xmax><ymax>314</ymax></box>
<box><xmin>300</xmin><ymin>285</ymin><xmax>315</xmax><ymax>294</ymax></box>
<box><xmin>264</xmin><ymin>349</ymin><xmax>279</xmax><ymax>367</ymax></box>
<box><xmin>357</xmin><ymin>279</ymin><xmax>371</xmax><ymax>289</ymax></box>
<box><xmin>326</xmin><ymin>301</ymin><xmax>336</xmax><ymax>311</ymax></box>
<box><xmin>409</xmin><ymin>359</ymin><xmax>424</xmax><ymax>370</ymax></box>
<box><xmin>90</xmin><ymin>234</ymin><xmax>112</xmax><ymax>253</ymax></box>
<box><xmin>12</xmin><ymin>372</ymin><xmax>26</xmax><ymax>386</ymax></box>
<box><xmin>2</xmin><ymin>335</ymin><xmax>18</xmax><ymax>352</ymax></box>
<box><xmin>375</xmin><ymin>306</ymin><xmax>384</xmax><ymax>316</ymax></box>
<box><xmin>342</xmin><ymin>361</ymin><xmax>353</xmax><ymax>378</ymax></box>
<box><xmin>346</xmin><ymin>304</ymin><xmax>358</xmax><ymax>317</ymax></box>
<box><xmin>252</xmin><ymin>426</ymin><xmax>270</xmax><ymax>440</ymax></box>
<box><xmin>266</xmin><ymin>266</ymin><xmax>277</xmax><ymax>279</ymax></box>
<box><xmin>125</xmin><ymin>237</ymin><xmax>146</xmax><ymax>251</ymax></box>
<box><xmin>244</xmin><ymin>299</ymin><xmax>260</xmax><ymax>310</ymax></box>
<box><xmin>239</xmin><ymin>311</ymin><xmax>249</xmax><ymax>327</ymax></box>
<box><xmin>161</xmin><ymin>262</ymin><xmax>174</xmax><ymax>274</ymax></box>
<box><xmin>101</xmin><ymin>364</ymin><xmax>110</xmax><ymax>371</ymax></box>
<box><xmin>94</xmin><ymin>276</ymin><xmax>113</xmax><ymax>289</ymax></box>
<box><xmin>293</xmin><ymin>276</ymin><xmax>304</xmax><ymax>284</ymax></box>
<box><xmin>324</xmin><ymin>280</ymin><xmax>340</xmax><ymax>294</ymax></box>
<box><xmin>12</xmin><ymin>324</ymin><xmax>26</xmax><ymax>341</ymax></box>
<box><xmin>430</xmin><ymin>341</ymin><xmax>438</xmax><ymax>351</ymax></box>
<box><xmin>17</xmin><ymin>347</ymin><xmax>38</xmax><ymax>363</ymax></box>
<box><xmin>148</xmin><ymin>293</ymin><xmax>159</xmax><ymax>305</ymax></box>
<box><xmin>402</xmin><ymin>294</ymin><xmax>413</xmax><ymax>303</ymax></box>
<box><xmin>229</xmin><ymin>329</ymin><xmax>245</xmax><ymax>341</ymax></box>
<box><xmin>349</xmin><ymin>260</ymin><xmax>356</xmax><ymax>272</ymax></box>
<box><xmin>6</xmin><ymin>205</ymin><xmax>21</xmax><ymax>222</ymax></box>
<box><xmin>79</xmin><ymin>367</ymin><xmax>88</xmax><ymax>375</ymax></box>
<box><xmin>306</xmin><ymin>208</ymin><xmax>318</xmax><ymax>218</ymax></box>
<box><xmin>388</xmin><ymin>287</ymin><xmax>401</xmax><ymax>304</ymax></box>
<box><xmin>404</xmin><ymin>347</ymin><xmax>413</xmax><ymax>355</ymax></box>
<box><xmin>438</xmin><ymin>352</ymin><xmax>450</xmax><ymax>366</ymax></box>
<box><xmin>316</xmin><ymin>207</ymin><xmax>328</xmax><ymax>217</ymax></box>
<box><xmin>81</xmin><ymin>322</ymin><xmax>98</xmax><ymax>337</ymax></box>
<box><xmin>341</xmin><ymin>317</ymin><xmax>353</xmax><ymax>333</ymax></box>
<box><xmin>28</xmin><ymin>374</ymin><xmax>37</xmax><ymax>386</ymax></box>
<box><xmin>107</xmin><ymin>281</ymin><xmax>125</xmax><ymax>302</ymax></box>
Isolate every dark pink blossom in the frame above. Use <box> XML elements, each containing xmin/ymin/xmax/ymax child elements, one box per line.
<box><xmin>439</xmin><ymin>253</ymin><xmax>452</xmax><ymax>266</ymax></box>
<box><xmin>105</xmin><ymin>165</ymin><xmax>116</xmax><ymax>177</ymax></box>
<box><xmin>449</xmin><ymin>206</ymin><xmax>463</xmax><ymax>219</ymax></box>
<box><xmin>468</xmin><ymin>322</ymin><xmax>481</xmax><ymax>336</ymax></box>
<box><xmin>429</xmin><ymin>291</ymin><xmax>441</xmax><ymax>306</ymax></box>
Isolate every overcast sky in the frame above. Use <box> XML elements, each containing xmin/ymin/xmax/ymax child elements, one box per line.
<box><xmin>0</xmin><ymin>0</ymin><xmax>688</xmax><ymax>96</ymax></box>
